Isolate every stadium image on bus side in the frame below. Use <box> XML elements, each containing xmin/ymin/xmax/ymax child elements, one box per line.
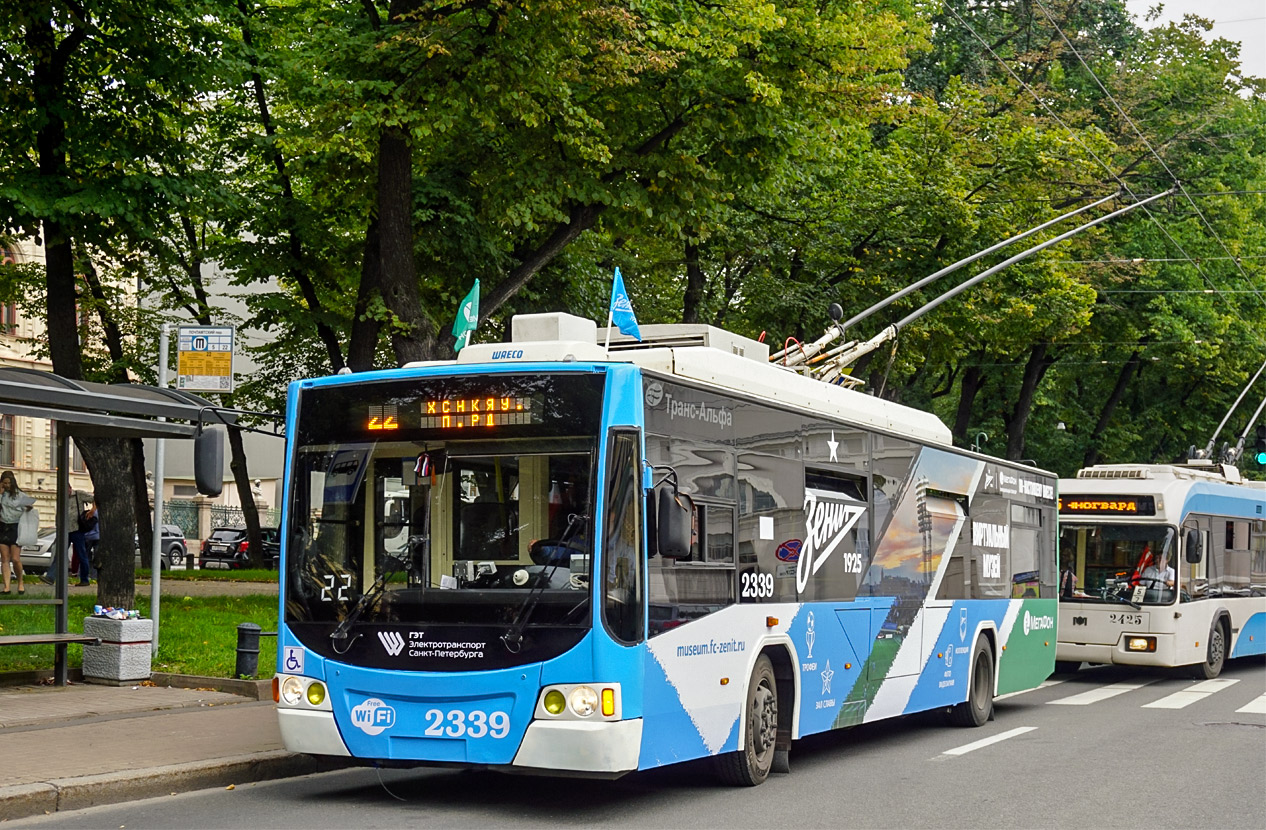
<box><xmin>272</xmin><ymin>312</ymin><xmax>1059</xmax><ymax>785</ymax></box>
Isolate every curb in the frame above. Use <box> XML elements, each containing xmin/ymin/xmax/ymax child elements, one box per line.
<box><xmin>0</xmin><ymin>751</ymin><xmax>351</xmax><ymax>822</ymax></box>
<box><xmin>150</xmin><ymin>672</ymin><xmax>272</xmax><ymax>701</ymax></box>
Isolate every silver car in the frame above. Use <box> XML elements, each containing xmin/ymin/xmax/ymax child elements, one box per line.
<box><xmin>20</xmin><ymin>528</ymin><xmax>67</xmax><ymax>576</ymax></box>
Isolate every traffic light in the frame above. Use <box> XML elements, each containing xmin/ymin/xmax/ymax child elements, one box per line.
<box><xmin>1255</xmin><ymin>424</ymin><xmax>1266</xmax><ymax>465</ymax></box>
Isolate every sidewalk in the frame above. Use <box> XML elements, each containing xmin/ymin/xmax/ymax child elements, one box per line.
<box><xmin>0</xmin><ymin>678</ymin><xmax>340</xmax><ymax>821</ymax></box>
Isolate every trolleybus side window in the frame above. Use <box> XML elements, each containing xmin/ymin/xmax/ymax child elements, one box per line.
<box><xmin>801</xmin><ymin>468</ymin><xmax>868</xmax><ymax>602</ymax></box>
<box><xmin>602</xmin><ymin>430</ymin><xmax>643</xmax><ymax>644</ymax></box>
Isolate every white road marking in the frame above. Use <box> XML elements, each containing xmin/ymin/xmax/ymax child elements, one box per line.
<box><xmin>1047</xmin><ymin>679</ymin><xmax>1158</xmax><ymax>705</ymax></box>
<box><xmin>1143</xmin><ymin>678</ymin><xmax>1240</xmax><ymax>709</ymax></box>
<box><xmin>1236</xmin><ymin>694</ymin><xmax>1266</xmax><ymax>715</ymax></box>
<box><xmin>997</xmin><ymin>678</ymin><xmax>1067</xmax><ymax>701</ymax></box>
<box><xmin>943</xmin><ymin>726</ymin><xmax>1038</xmax><ymax>756</ymax></box>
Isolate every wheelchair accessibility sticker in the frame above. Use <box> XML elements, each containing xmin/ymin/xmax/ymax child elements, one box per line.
<box><xmin>283</xmin><ymin>646</ymin><xmax>305</xmax><ymax>674</ymax></box>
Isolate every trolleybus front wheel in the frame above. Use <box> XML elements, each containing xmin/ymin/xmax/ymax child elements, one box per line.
<box><xmin>949</xmin><ymin>637</ymin><xmax>994</xmax><ymax>727</ymax></box>
<box><xmin>715</xmin><ymin>654</ymin><xmax>778</xmax><ymax>786</ymax></box>
<box><xmin>1193</xmin><ymin>618</ymin><xmax>1227</xmax><ymax>679</ymax></box>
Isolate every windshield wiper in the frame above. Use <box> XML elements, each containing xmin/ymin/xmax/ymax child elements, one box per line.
<box><xmin>501</xmin><ymin>512</ymin><xmax>587</xmax><ymax>653</ymax></box>
<box><xmin>1100</xmin><ymin>583</ymin><xmax>1142</xmax><ymax>610</ymax></box>
<box><xmin>330</xmin><ymin>555</ymin><xmax>404</xmax><ymax>652</ymax></box>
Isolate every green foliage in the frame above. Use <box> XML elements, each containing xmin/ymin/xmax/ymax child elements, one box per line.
<box><xmin>1</xmin><ymin>0</ymin><xmax>1263</xmax><ymax>475</ymax></box>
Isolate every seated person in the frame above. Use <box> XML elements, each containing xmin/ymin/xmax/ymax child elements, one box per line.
<box><xmin>1139</xmin><ymin>550</ymin><xmax>1175</xmax><ymax>600</ymax></box>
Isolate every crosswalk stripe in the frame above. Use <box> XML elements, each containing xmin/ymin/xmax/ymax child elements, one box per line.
<box><xmin>1237</xmin><ymin>694</ymin><xmax>1266</xmax><ymax>715</ymax></box>
<box><xmin>997</xmin><ymin>678</ymin><xmax>1067</xmax><ymax>701</ymax></box>
<box><xmin>1047</xmin><ymin>679</ymin><xmax>1157</xmax><ymax>705</ymax></box>
<box><xmin>1143</xmin><ymin>678</ymin><xmax>1240</xmax><ymax>709</ymax></box>
<box><xmin>943</xmin><ymin>726</ymin><xmax>1038</xmax><ymax>756</ymax></box>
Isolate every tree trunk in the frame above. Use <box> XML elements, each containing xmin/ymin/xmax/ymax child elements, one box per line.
<box><xmin>227</xmin><ymin>426</ymin><xmax>264</xmax><ymax>568</ymax></box>
<box><xmin>682</xmin><ymin>239</ymin><xmax>704</xmax><ymax>323</ymax></box>
<box><xmin>953</xmin><ymin>361</ymin><xmax>986</xmax><ymax>446</ymax></box>
<box><xmin>347</xmin><ymin>216</ymin><xmax>383</xmax><ymax>371</ymax></box>
<box><xmin>132</xmin><ymin>439</ymin><xmax>153</xmax><ymax>569</ymax></box>
<box><xmin>1004</xmin><ymin>344</ymin><xmax>1054</xmax><ymax>461</ymax></box>
<box><xmin>377</xmin><ymin>127</ymin><xmax>436</xmax><ymax>365</ymax></box>
<box><xmin>239</xmin><ymin>0</ymin><xmax>346</xmax><ymax>371</ymax></box>
<box><xmin>1083</xmin><ymin>349</ymin><xmax>1142</xmax><ymax>467</ymax></box>
<box><xmin>76</xmin><ymin>437</ymin><xmax>138</xmax><ymax>609</ymax></box>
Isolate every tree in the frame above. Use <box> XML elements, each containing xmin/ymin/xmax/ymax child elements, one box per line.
<box><xmin>0</xmin><ymin>1</ymin><xmax>228</xmax><ymax>606</ymax></box>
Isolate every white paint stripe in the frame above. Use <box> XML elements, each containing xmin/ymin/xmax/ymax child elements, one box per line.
<box><xmin>943</xmin><ymin>726</ymin><xmax>1038</xmax><ymax>756</ymax></box>
<box><xmin>1047</xmin><ymin>679</ymin><xmax>1157</xmax><ymax>705</ymax></box>
<box><xmin>1143</xmin><ymin>678</ymin><xmax>1240</xmax><ymax>709</ymax></box>
<box><xmin>1236</xmin><ymin>694</ymin><xmax>1266</xmax><ymax>715</ymax></box>
<box><xmin>997</xmin><ymin>678</ymin><xmax>1067</xmax><ymax>701</ymax></box>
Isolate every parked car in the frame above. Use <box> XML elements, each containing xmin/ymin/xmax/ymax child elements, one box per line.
<box><xmin>20</xmin><ymin>527</ymin><xmax>65</xmax><ymax>576</ymax></box>
<box><xmin>199</xmin><ymin>526</ymin><xmax>280</xmax><ymax>570</ymax></box>
<box><xmin>134</xmin><ymin>524</ymin><xmax>187</xmax><ymax>570</ymax></box>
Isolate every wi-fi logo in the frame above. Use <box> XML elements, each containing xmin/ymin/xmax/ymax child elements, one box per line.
<box><xmin>378</xmin><ymin>631</ymin><xmax>405</xmax><ymax>656</ymax></box>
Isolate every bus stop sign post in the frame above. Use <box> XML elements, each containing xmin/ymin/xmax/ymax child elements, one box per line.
<box><xmin>151</xmin><ymin>323</ymin><xmax>168</xmax><ymax>656</ymax></box>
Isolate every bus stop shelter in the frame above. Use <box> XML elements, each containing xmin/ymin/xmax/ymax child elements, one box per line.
<box><xmin>0</xmin><ymin>366</ymin><xmax>237</xmax><ymax>685</ymax></box>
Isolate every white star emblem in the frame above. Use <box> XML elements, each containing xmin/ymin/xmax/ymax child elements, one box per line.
<box><xmin>827</xmin><ymin>431</ymin><xmax>839</xmax><ymax>462</ymax></box>
<box><xmin>821</xmin><ymin>660</ymin><xmax>834</xmax><ymax>694</ymax></box>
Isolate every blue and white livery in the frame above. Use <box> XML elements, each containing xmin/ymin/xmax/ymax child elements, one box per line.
<box><xmin>274</xmin><ymin>313</ymin><xmax>1057</xmax><ymax>784</ymax></box>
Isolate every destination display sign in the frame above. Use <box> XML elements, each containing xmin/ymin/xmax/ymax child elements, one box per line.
<box><xmin>1058</xmin><ymin>495</ymin><xmax>1156</xmax><ymax>516</ymax></box>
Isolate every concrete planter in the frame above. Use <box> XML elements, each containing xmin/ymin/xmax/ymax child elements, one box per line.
<box><xmin>82</xmin><ymin>617</ymin><xmax>153</xmax><ymax>683</ymax></box>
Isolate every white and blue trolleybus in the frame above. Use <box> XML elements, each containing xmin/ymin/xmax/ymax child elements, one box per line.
<box><xmin>1057</xmin><ymin>462</ymin><xmax>1266</xmax><ymax>677</ymax></box>
<box><xmin>274</xmin><ymin>313</ymin><xmax>1059</xmax><ymax>784</ymax></box>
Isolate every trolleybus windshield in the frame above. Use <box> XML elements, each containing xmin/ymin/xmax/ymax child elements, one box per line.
<box><xmin>1058</xmin><ymin>523</ymin><xmax>1176</xmax><ymax>604</ymax></box>
<box><xmin>283</xmin><ymin>373</ymin><xmax>604</xmax><ymax>666</ymax></box>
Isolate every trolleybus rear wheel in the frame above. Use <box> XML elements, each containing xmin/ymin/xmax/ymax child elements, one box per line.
<box><xmin>715</xmin><ymin>655</ymin><xmax>778</xmax><ymax>786</ymax></box>
<box><xmin>1194</xmin><ymin>619</ymin><xmax>1227</xmax><ymax>679</ymax></box>
<box><xmin>949</xmin><ymin>637</ymin><xmax>994</xmax><ymax>727</ymax></box>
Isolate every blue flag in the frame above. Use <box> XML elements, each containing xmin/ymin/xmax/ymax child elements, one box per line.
<box><xmin>452</xmin><ymin>279</ymin><xmax>480</xmax><ymax>352</ymax></box>
<box><xmin>608</xmin><ymin>267</ymin><xmax>641</xmax><ymax>341</ymax></box>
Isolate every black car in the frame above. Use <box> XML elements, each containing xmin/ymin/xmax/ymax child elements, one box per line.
<box><xmin>199</xmin><ymin>526</ymin><xmax>280</xmax><ymax>570</ymax></box>
<box><xmin>134</xmin><ymin>524</ymin><xmax>187</xmax><ymax>570</ymax></box>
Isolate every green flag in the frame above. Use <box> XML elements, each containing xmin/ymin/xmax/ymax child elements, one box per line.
<box><xmin>452</xmin><ymin>279</ymin><xmax>480</xmax><ymax>352</ymax></box>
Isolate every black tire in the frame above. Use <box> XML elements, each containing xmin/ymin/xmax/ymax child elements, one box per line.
<box><xmin>1193</xmin><ymin>619</ymin><xmax>1228</xmax><ymax>679</ymax></box>
<box><xmin>949</xmin><ymin>637</ymin><xmax>995</xmax><ymax>727</ymax></box>
<box><xmin>1055</xmin><ymin>660</ymin><xmax>1081</xmax><ymax>674</ymax></box>
<box><xmin>715</xmin><ymin>655</ymin><xmax>778</xmax><ymax>786</ymax></box>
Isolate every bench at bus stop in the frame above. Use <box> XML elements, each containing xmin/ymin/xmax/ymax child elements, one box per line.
<box><xmin>0</xmin><ymin>598</ymin><xmax>101</xmax><ymax>685</ymax></box>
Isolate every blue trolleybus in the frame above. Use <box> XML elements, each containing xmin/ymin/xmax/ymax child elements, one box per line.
<box><xmin>1057</xmin><ymin>462</ymin><xmax>1266</xmax><ymax>677</ymax></box>
<box><xmin>273</xmin><ymin>313</ymin><xmax>1059</xmax><ymax>784</ymax></box>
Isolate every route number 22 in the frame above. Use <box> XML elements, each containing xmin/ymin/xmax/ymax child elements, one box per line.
<box><xmin>321</xmin><ymin>573</ymin><xmax>352</xmax><ymax>602</ymax></box>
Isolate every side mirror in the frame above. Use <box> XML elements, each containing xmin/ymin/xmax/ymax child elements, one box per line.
<box><xmin>656</xmin><ymin>487</ymin><xmax>693</xmax><ymax>559</ymax></box>
<box><xmin>194</xmin><ymin>427</ymin><xmax>225</xmax><ymax>497</ymax></box>
<box><xmin>1184</xmin><ymin>528</ymin><xmax>1202</xmax><ymax>564</ymax></box>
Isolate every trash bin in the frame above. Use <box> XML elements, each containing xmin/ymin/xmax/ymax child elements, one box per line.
<box><xmin>83</xmin><ymin>617</ymin><xmax>153</xmax><ymax>684</ymax></box>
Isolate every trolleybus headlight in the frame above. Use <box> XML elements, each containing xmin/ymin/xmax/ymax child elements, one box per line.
<box><xmin>306</xmin><ymin>681</ymin><xmax>327</xmax><ymax>706</ymax></box>
<box><xmin>568</xmin><ymin>685</ymin><xmax>599</xmax><ymax>717</ymax></box>
<box><xmin>1126</xmin><ymin>636</ymin><xmax>1157</xmax><ymax>652</ymax></box>
<box><xmin>281</xmin><ymin>675</ymin><xmax>305</xmax><ymax>706</ymax></box>
<box><xmin>543</xmin><ymin>689</ymin><xmax>566</xmax><ymax>715</ymax></box>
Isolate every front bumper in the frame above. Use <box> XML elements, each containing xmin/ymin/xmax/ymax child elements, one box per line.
<box><xmin>277</xmin><ymin>707</ymin><xmax>642</xmax><ymax>775</ymax></box>
<box><xmin>1057</xmin><ymin>633</ymin><xmax>1175</xmax><ymax>667</ymax></box>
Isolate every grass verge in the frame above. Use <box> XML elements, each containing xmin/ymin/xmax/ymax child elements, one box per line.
<box><xmin>0</xmin><ymin>593</ymin><xmax>278</xmax><ymax>679</ymax></box>
<box><xmin>137</xmin><ymin>568</ymin><xmax>278</xmax><ymax>582</ymax></box>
